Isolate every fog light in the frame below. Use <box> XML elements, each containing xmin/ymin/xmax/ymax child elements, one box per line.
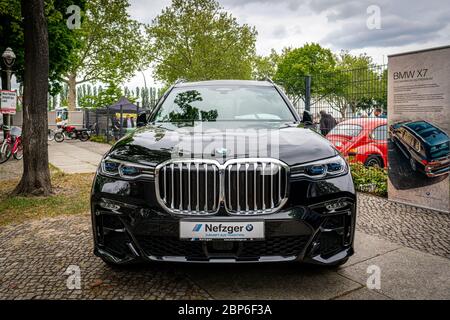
<box><xmin>325</xmin><ymin>200</ymin><xmax>348</xmax><ymax>212</ymax></box>
<box><xmin>100</xmin><ymin>199</ymin><xmax>121</xmax><ymax>211</ymax></box>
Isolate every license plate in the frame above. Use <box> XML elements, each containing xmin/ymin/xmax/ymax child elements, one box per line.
<box><xmin>179</xmin><ymin>221</ymin><xmax>265</xmax><ymax>241</ymax></box>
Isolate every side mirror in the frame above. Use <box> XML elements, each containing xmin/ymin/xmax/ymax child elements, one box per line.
<box><xmin>136</xmin><ymin>112</ymin><xmax>148</xmax><ymax>127</ymax></box>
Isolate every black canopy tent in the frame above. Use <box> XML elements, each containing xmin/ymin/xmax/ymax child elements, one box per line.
<box><xmin>108</xmin><ymin>96</ymin><xmax>139</xmax><ymax>112</ymax></box>
<box><xmin>106</xmin><ymin>97</ymin><xmax>140</xmax><ymax>142</ymax></box>
<box><xmin>83</xmin><ymin>96</ymin><xmax>148</xmax><ymax>141</ymax></box>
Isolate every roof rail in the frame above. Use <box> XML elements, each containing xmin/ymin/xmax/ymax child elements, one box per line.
<box><xmin>174</xmin><ymin>78</ymin><xmax>186</xmax><ymax>85</ymax></box>
<box><xmin>264</xmin><ymin>77</ymin><xmax>276</xmax><ymax>85</ymax></box>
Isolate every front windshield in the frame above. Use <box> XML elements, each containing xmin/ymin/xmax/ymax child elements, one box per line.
<box><xmin>329</xmin><ymin>124</ymin><xmax>362</xmax><ymax>137</ymax></box>
<box><xmin>429</xmin><ymin>142</ymin><xmax>449</xmax><ymax>160</ymax></box>
<box><xmin>153</xmin><ymin>85</ymin><xmax>295</xmax><ymax>122</ymax></box>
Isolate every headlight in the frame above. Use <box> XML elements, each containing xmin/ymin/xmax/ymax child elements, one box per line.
<box><xmin>291</xmin><ymin>155</ymin><xmax>348</xmax><ymax>179</ymax></box>
<box><xmin>100</xmin><ymin>158</ymin><xmax>155</xmax><ymax>180</ymax></box>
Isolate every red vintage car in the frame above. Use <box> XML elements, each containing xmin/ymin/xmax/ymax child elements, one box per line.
<box><xmin>326</xmin><ymin>117</ymin><xmax>387</xmax><ymax>167</ymax></box>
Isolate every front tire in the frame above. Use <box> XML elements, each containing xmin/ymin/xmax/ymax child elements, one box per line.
<box><xmin>54</xmin><ymin>132</ymin><xmax>65</xmax><ymax>143</ymax></box>
<box><xmin>13</xmin><ymin>143</ymin><xmax>23</xmax><ymax>160</ymax></box>
<box><xmin>79</xmin><ymin>132</ymin><xmax>89</xmax><ymax>141</ymax></box>
<box><xmin>409</xmin><ymin>157</ymin><xmax>417</xmax><ymax>171</ymax></box>
<box><xmin>48</xmin><ymin>129</ymin><xmax>55</xmax><ymax>141</ymax></box>
<box><xmin>0</xmin><ymin>142</ymin><xmax>12</xmax><ymax>164</ymax></box>
<box><xmin>364</xmin><ymin>155</ymin><xmax>383</xmax><ymax>168</ymax></box>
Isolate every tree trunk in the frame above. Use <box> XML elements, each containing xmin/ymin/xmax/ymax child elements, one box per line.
<box><xmin>67</xmin><ymin>73</ymin><xmax>77</xmax><ymax>111</ymax></box>
<box><xmin>14</xmin><ymin>0</ymin><xmax>52</xmax><ymax>196</ymax></box>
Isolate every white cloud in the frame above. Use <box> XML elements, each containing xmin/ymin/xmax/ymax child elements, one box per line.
<box><xmin>125</xmin><ymin>0</ymin><xmax>450</xmax><ymax>88</ymax></box>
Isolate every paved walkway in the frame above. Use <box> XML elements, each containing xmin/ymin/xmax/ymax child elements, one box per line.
<box><xmin>0</xmin><ymin>215</ymin><xmax>448</xmax><ymax>300</ymax></box>
<box><xmin>0</xmin><ymin>140</ymin><xmax>110</xmax><ymax>180</ymax></box>
<box><xmin>358</xmin><ymin>193</ymin><xmax>450</xmax><ymax>258</ymax></box>
<box><xmin>46</xmin><ymin>140</ymin><xmax>450</xmax><ymax>260</ymax></box>
<box><xmin>1</xmin><ymin>140</ymin><xmax>449</xmax><ymax>299</ymax></box>
<box><xmin>48</xmin><ymin>140</ymin><xmax>111</xmax><ymax>174</ymax></box>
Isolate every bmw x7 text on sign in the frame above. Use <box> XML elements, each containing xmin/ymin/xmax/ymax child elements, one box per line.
<box><xmin>91</xmin><ymin>80</ymin><xmax>356</xmax><ymax>266</ymax></box>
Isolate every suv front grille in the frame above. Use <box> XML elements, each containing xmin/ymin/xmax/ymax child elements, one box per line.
<box><xmin>137</xmin><ymin>236</ymin><xmax>308</xmax><ymax>259</ymax></box>
<box><xmin>156</xmin><ymin>160</ymin><xmax>219</xmax><ymax>215</ymax></box>
<box><xmin>155</xmin><ymin>158</ymin><xmax>289</xmax><ymax>215</ymax></box>
<box><xmin>224</xmin><ymin>160</ymin><xmax>289</xmax><ymax>214</ymax></box>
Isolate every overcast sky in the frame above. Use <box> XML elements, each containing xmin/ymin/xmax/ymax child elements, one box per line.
<box><xmin>9</xmin><ymin>0</ymin><xmax>450</xmax><ymax>93</ymax></box>
<box><xmin>125</xmin><ymin>0</ymin><xmax>450</xmax><ymax>89</ymax></box>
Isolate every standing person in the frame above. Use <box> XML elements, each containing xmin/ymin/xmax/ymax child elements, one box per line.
<box><xmin>112</xmin><ymin>115</ymin><xmax>120</xmax><ymax>141</ymax></box>
<box><xmin>123</xmin><ymin>115</ymin><xmax>135</xmax><ymax>129</ymax></box>
<box><xmin>319</xmin><ymin>110</ymin><xmax>337</xmax><ymax>136</ymax></box>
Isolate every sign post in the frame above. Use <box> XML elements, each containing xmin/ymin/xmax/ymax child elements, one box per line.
<box><xmin>2</xmin><ymin>48</ymin><xmax>16</xmax><ymax>138</ymax></box>
<box><xmin>387</xmin><ymin>46</ymin><xmax>450</xmax><ymax>213</ymax></box>
<box><xmin>0</xmin><ymin>90</ymin><xmax>17</xmax><ymax>115</ymax></box>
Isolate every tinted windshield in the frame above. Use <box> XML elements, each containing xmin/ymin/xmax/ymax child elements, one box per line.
<box><xmin>429</xmin><ymin>141</ymin><xmax>449</xmax><ymax>160</ymax></box>
<box><xmin>153</xmin><ymin>85</ymin><xmax>295</xmax><ymax>122</ymax></box>
<box><xmin>329</xmin><ymin>124</ymin><xmax>362</xmax><ymax>137</ymax></box>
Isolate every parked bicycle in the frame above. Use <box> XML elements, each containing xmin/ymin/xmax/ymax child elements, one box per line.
<box><xmin>0</xmin><ymin>125</ymin><xmax>23</xmax><ymax>164</ymax></box>
<box><xmin>48</xmin><ymin>128</ymin><xmax>55</xmax><ymax>141</ymax></box>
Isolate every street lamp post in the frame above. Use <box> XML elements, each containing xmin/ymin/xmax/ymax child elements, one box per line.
<box><xmin>2</xmin><ymin>47</ymin><xmax>16</xmax><ymax>138</ymax></box>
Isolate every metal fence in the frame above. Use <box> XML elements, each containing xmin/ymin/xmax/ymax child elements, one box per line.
<box><xmin>84</xmin><ymin>101</ymin><xmax>159</xmax><ymax>143</ymax></box>
<box><xmin>288</xmin><ymin>64</ymin><xmax>388</xmax><ymax>126</ymax></box>
<box><xmin>280</xmin><ymin>64</ymin><xmax>388</xmax><ymax>195</ymax></box>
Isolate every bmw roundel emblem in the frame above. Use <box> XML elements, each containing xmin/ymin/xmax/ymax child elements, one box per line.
<box><xmin>215</xmin><ymin>147</ymin><xmax>228</xmax><ymax>156</ymax></box>
<box><xmin>245</xmin><ymin>224</ymin><xmax>254</xmax><ymax>232</ymax></box>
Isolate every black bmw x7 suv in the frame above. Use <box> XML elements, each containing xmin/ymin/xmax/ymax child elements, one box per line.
<box><xmin>91</xmin><ymin>80</ymin><xmax>356</xmax><ymax>266</ymax></box>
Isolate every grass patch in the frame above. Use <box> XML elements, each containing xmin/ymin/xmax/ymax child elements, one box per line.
<box><xmin>0</xmin><ymin>169</ymin><xmax>94</xmax><ymax>227</ymax></box>
<box><xmin>350</xmin><ymin>162</ymin><xmax>388</xmax><ymax>197</ymax></box>
<box><xmin>89</xmin><ymin>135</ymin><xmax>114</xmax><ymax>145</ymax></box>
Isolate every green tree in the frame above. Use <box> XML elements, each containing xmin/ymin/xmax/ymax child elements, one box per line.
<box><xmin>327</xmin><ymin>51</ymin><xmax>382</xmax><ymax>118</ymax></box>
<box><xmin>147</xmin><ymin>0</ymin><xmax>257</xmax><ymax>84</ymax></box>
<box><xmin>252</xmin><ymin>49</ymin><xmax>281</xmax><ymax>80</ymax></box>
<box><xmin>62</xmin><ymin>0</ymin><xmax>149</xmax><ymax>110</ymax></box>
<box><xmin>0</xmin><ymin>0</ymin><xmax>86</xmax><ymax>94</ymax></box>
<box><xmin>78</xmin><ymin>82</ymin><xmax>125</xmax><ymax>109</ymax></box>
<box><xmin>274</xmin><ymin>43</ymin><xmax>336</xmax><ymax>104</ymax></box>
<box><xmin>14</xmin><ymin>0</ymin><xmax>51</xmax><ymax>195</ymax></box>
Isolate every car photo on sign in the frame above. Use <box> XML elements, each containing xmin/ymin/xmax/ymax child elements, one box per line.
<box><xmin>388</xmin><ymin>120</ymin><xmax>449</xmax><ymax>190</ymax></box>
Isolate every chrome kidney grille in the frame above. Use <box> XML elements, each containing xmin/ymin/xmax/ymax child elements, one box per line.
<box><xmin>224</xmin><ymin>160</ymin><xmax>289</xmax><ymax>214</ymax></box>
<box><xmin>155</xmin><ymin>158</ymin><xmax>289</xmax><ymax>215</ymax></box>
<box><xmin>156</xmin><ymin>160</ymin><xmax>220</xmax><ymax>215</ymax></box>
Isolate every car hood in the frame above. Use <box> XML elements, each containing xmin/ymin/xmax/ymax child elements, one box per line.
<box><xmin>326</xmin><ymin>134</ymin><xmax>359</xmax><ymax>152</ymax></box>
<box><xmin>108</xmin><ymin>121</ymin><xmax>338</xmax><ymax>167</ymax></box>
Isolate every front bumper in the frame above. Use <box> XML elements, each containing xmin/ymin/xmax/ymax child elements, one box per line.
<box><xmin>91</xmin><ymin>173</ymin><xmax>356</xmax><ymax>265</ymax></box>
<box><xmin>425</xmin><ymin>163</ymin><xmax>450</xmax><ymax>177</ymax></box>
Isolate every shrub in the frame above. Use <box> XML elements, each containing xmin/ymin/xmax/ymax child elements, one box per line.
<box><xmin>89</xmin><ymin>135</ymin><xmax>113</xmax><ymax>145</ymax></box>
<box><xmin>350</xmin><ymin>162</ymin><xmax>387</xmax><ymax>197</ymax></box>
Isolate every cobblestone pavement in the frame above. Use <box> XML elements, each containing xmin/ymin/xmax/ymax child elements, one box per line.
<box><xmin>0</xmin><ymin>215</ymin><xmax>210</xmax><ymax>300</ymax></box>
<box><xmin>357</xmin><ymin>193</ymin><xmax>450</xmax><ymax>258</ymax></box>
<box><xmin>0</xmin><ymin>194</ymin><xmax>448</xmax><ymax>299</ymax></box>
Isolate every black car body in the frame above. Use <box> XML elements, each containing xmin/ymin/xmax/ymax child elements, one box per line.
<box><xmin>91</xmin><ymin>80</ymin><xmax>356</xmax><ymax>266</ymax></box>
<box><xmin>389</xmin><ymin>120</ymin><xmax>450</xmax><ymax>177</ymax></box>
